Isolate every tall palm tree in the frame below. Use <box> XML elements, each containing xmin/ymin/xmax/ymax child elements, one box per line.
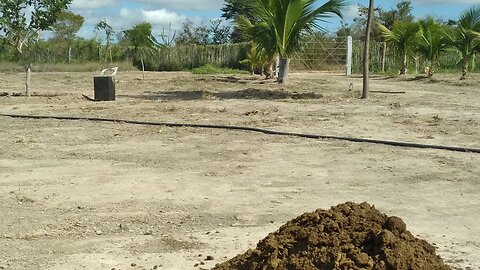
<box><xmin>378</xmin><ymin>21</ymin><xmax>418</xmax><ymax>75</ymax></box>
<box><xmin>447</xmin><ymin>6</ymin><xmax>480</xmax><ymax>79</ymax></box>
<box><xmin>236</xmin><ymin>0</ymin><xmax>345</xmax><ymax>84</ymax></box>
<box><xmin>415</xmin><ymin>17</ymin><xmax>450</xmax><ymax>77</ymax></box>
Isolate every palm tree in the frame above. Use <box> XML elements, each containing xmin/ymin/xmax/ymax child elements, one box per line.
<box><xmin>378</xmin><ymin>21</ymin><xmax>419</xmax><ymax>75</ymax></box>
<box><xmin>236</xmin><ymin>11</ymin><xmax>277</xmax><ymax>78</ymax></box>
<box><xmin>415</xmin><ymin>17</ymin><xmax>450</xmax><ymax>77</ymax></box>
<box><xmin>447</xmin><ymin>6</ymin><xmax>480</xmax><ymax>79</ymax></box>
<box><xmin>236</xmin><ymin>0</ymin><xmax>345</xmax><ymax>84</ymax></box>
<box><xmin>240</xmin><ymin>44</ymin><xmax>272</xmax><ymax>76</ymax></box>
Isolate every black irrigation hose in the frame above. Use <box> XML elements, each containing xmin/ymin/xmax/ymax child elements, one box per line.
<box><xmin>1</xmin><ymin>113</ymin><xmax>479</xmax><ymax>154</ymax></box>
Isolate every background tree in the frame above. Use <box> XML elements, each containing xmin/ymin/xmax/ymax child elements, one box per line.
<box><xmin>379</xmin><ymin>1</ymin><xmax>414</xmax><ymax>30</ymax></box>
<box><xmin>175</xmin><ymin>19</ymin><xmax>231</xmax><ymax>45</ymax></box>
<box><xmin>351</xmin><ymin>4</ymin><xmax>382</xmax><ymax>41</ymax></box>
<box><xmin>175</xmin><ymin>20</ymin><xmax>210</xmax><ymax>45</ymax></box>
<box><xmin>51</xmin><ymin>11</ymin><xmax>84</xmax><ymax>40</ymax></box>
<box><xmin>210</xmin><ymin>19</ymin><xmax>231</xmax><ymax>44</ymax></box>
<box><xmin>123</xmin><ymin>22</ymin><xmax>159</xmax><ymax>79</ymax></box>
<box><xmin>51</xmin><ymin>11</ymin><xmax>84</xmax><ymax>62</ymax></box>
<box><xmin>447</xmin><ymin>5</ymin><xmax>480</xmax><ymax>79</ymax></box>
<box><xmin>221</xmin><ymin>0</ymin><xmax>254</xmax><ymax>20</ymax></box>
<box><xmin>346</xmin><ymin>1</ymin><xmax>413</xmax><ymax>41</ymax></box>
<box><xmin>94</xmin><ymin>19</ymin><xmax>115</xmax><ymax>62</ymax></box>
<box><xmin>221</xmin><ymin>0</ymin><xmax>256</xmax><ymax>42</ymax></box>
<box><xmin>0</xmin><ymin>0</ymin><xmax>71</xmax><ymax>96</ymax></box>
<box><xmin>237</xmin><ymin>0</ymin><xmax>345</xmax><ymax>84</ymax></box>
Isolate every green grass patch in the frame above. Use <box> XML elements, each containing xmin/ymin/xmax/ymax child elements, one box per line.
<box><xmin>191</xmin><ymin>64</ymin><xmax>249</xmax><ymax>75</ymax></box>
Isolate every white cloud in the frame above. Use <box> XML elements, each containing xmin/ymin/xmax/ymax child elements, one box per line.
<box><xmin>142</xmin><ymin>9</ymin><xmax>187</xmax><ymax>26</ymax></box>
<box><xmin>116</xmin><ymin>8</ymin><xmax>197</xmax><ymax>31</ymax></box>
<box><xmin>343</xmin><ymin>4</ymin><xmax>360</xmax><ymax>22</ymax></box>
<box><xmin>71</xmin><ymin>0</ymin><xmax>116</xmax><ymax>10</ymax></box>
<box><xmin>414</xmin><ymin>0</ymin><xmax>480</xmax><ymax>4</ymax></box>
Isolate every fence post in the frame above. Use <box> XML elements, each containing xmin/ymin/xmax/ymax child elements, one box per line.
<box><xmin>346</xmin><ymin>36</ymin><xmax>352</xmax><ymax>76</ymax></box>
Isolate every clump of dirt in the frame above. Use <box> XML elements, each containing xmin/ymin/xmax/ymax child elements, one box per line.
<box><xmin>213</xmin><ymin>202</ymin><xmax>450</xmax><ymax>270</ymax></box>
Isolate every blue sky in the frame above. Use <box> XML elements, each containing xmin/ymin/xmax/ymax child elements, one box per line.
<box><xmin>68</xmin><ymin>0</ymin><xmax>479</xmax><ymax>40</ymax></box>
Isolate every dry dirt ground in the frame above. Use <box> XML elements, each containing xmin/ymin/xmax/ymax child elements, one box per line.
<box><xmin>0</xmin><ymin>70</ymin><xmax>479</xmax><ymax>270</ymax></box>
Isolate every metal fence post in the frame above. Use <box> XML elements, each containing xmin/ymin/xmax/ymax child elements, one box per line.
<box><xmin>346</xmin><ymin>36</ymin><xmax>352</xmax><ymax>76</ymax></box>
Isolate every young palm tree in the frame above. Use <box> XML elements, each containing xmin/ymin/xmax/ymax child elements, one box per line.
<box><xmin>240</xmin><ymin>44</ymin><xmax>273</xmax><ymax>76</ymax></box>
<box><xmin>415</xmin><ymin>17</ymin><xmax>450</xmax><ymax>77</ymax></box>
<box><xmin>236</xmin><ymin>16</ymin><xmax>277</xmax><ymax>78</ymax></box>
<box><xmin>447</xmin><ymin>6</ymin><xmax>480</xmax><ymax>79</ymax></box>
<box><xmin>378</xmin><ymin>21</ymin><xmax>419</xmax><ymax>75</ymax></box>
<box><xmin>236</xmin><ymin>0</ymin><xmax>345</xmax><ymax>84</ymax></box>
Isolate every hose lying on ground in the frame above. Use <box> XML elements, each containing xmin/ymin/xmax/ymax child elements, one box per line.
<box><xmin>1</xmin><ymin>113</ymin><xmax>479</xmax><ymax>154</ymax></box>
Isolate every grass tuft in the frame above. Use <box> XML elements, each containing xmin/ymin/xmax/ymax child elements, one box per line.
<box><xmin>0</xmin><ymin>61</ymin><xmax>137</xmax><ymax>73</ymax></box>
<box><xmin>191</xmin><ymin>64</ymin><xmax>249</xmax><ymax>75</ymax></box>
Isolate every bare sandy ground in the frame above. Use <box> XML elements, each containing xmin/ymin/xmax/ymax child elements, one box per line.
<box><xmin>0</xmin><ymin>70</ymin><xmax>479</xmax><ymax>270</ymax></box>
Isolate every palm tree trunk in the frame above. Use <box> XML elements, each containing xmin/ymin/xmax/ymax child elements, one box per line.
<box><xmin>426</xmin><ymin>60</ymin><xmax>433</xmax><ymax>77</ymax></box>
<box><xmin>25</xmin><ymin>62</ymin><xmax>32</xmax><ymax>97</ymax></box>
<box><xmin>264</xmin><ymin>62</ymin><xmax>274</xmax><ymax>79</ymax></box>
<box><xmin>362</xmin><ymin>0</ymin><xmax>374</xmax><ymax>99</ymax></box>
<box><xmin>472</xmin><ymin>53</ymin><xmax>476</xmax><ymax>72</ymax></box>
<box><xmin>461</xmin><ymin>57</ymin><xmax>468</xmax><ymax>80</ymax></box>
<box><xmin>278</xmin><ymin>58</ymin><xmax>290</xmax><ymax>84</ymax></box>
<box><xmin>141</xmin><ymin>56</ymin><xmax>145</xmax><ymax>80</ymax></box>
<box><xmin>400</xmin><ymin>53</ymin><xmax>407</xmax><ymax>75</ymax></box>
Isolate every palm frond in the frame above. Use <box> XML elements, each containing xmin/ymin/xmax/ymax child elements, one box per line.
<box><xmin>235</xmin><ymin>0</ymin><xmax>345</xmax><ymax>58</ymax></box>
<box><xmin>416</xmin><ymin>17</ymin><xmax>450</xmax><ymax>65</ymax></box>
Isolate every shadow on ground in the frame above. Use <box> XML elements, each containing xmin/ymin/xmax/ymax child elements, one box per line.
<box><xmin>119</xmin><ymin>88</ymin><xmax>323</xmax><ymax>101</ymax></box>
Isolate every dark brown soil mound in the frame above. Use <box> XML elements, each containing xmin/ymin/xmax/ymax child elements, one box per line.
<box><xmin>213</xmin><ymin>202</ymin><xmax>450</xmax><ymax>270</ymax></box>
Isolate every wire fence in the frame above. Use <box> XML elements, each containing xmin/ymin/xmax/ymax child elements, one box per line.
<box><xmin>291</xmin><ymin>40</ymin><xmax>348</xmax><ymax>71</ymax></box>
<box><xmin>2</xmin><ymin>37</ymin><xmax>478</xmax><ymax>74</ymax></box>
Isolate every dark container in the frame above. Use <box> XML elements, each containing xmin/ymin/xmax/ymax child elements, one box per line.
<box><xmin>94</xmin><ymin>76</ymin><xmax>116</xmax><ymax>101</ymax></box>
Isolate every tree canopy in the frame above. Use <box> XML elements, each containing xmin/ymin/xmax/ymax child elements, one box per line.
<box><xmin>0</xmin><ymin>0</ymin><xmax>72</xmax><ymax>53</ymax></box>
<box><xmin>50</xmin><ymin>11</ymin><xmax>84</xmax><ymax>41</ymax></box>
<box><xmin>123</xmin><ymin>22</ymin><xmax>158</xmax><ymax>50</ymax></box>
<box><xmin>0</xmin><ymin>0</ymin><xmax>71</xmax><ymax>96</ymax></box>
<box><xmin>123</xmin><ymin>22</ymin><xmax>159</xmax><ymax>79</ymax></box>
<box><xmin>175</xmin><ymin>19</ymin><xmax>231</xmax><ymax>45</ymax></box>
<box><xmin>339</xmin><ymin>1</ymin><xmax>414</xmax><ymax>41</ymax></box>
